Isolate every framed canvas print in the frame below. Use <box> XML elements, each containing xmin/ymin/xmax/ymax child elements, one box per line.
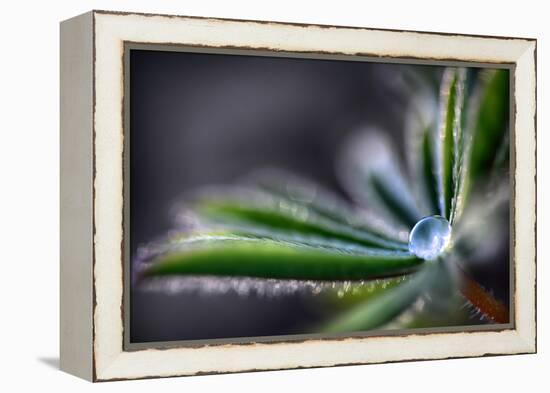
<box><xmin>60</xmin><ymin>10</ymin><xmax>537</xmax><ymax>382</ymax></box>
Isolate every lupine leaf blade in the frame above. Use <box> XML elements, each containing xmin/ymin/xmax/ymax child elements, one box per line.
<box><xmin>322</xmin><ymin>263</ymin><xmax>440</xmax><ymax>332</ymax></box>
<box><xmin>469</xmin><ymin>69</ymin><xmax>510</xmax><ymax>181</ymax></box>
<box><xmin>338</xmin><ymin>130</ymin><xmax>421</xmax><ymax>229</ymax></box>
<box><xmin>195</xmin><ymin>196</ymin><xmax>408</xmax><ymax>250</ymax></box>
<box><xmin>422</xmin><ymin>128</ymin><xmax>440</xmax><ymax>215</ymax></box>
<box><xmin>248</xmin><ymin>169</ymin><xmax>407</xmax><ymax>243</ymax></box>
<box><xmin>143</xmin><ymin>235</ymin><xmax>424</xmax><ymax>281</ymax></box>
<box><xmin>436</xmin><ymin>68</ymin><xmax>467</xmax><ymax>220</ymax></box>
<box><xmin>451</xmin><ymin>69</ymin><xmax>510</xmax><ymax>223</ymax></box>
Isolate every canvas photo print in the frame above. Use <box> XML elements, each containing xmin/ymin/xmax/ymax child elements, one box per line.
<box><xmin>127</xmin><ymin>47</ymin><xmax>511</xmax><ymax>345</ymax></box>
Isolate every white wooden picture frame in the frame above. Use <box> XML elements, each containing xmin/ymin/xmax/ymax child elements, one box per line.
<box><xmin>60</xmin><ymin>10</ymin><xmax>536</xmax><ymax>382</ymax></box>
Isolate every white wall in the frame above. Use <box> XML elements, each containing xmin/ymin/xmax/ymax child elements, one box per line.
<box><xmin>0</xmin><ymin>0</ymin><xmax>545</xmax><ymax>390</ymax></box>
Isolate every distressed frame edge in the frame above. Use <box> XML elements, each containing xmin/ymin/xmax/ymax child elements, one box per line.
<box><xmin>59</xmin><ymin>11</ymin><xmax>95</xmax><ymax>381</ymax></box>
<box><xmin>512</xmin><ymin>40</ymin><xmax>537</xmax><ymax>354</ymax></box>
<box><xmin>91</xmin><ymin>8</ymin><xmax>537</xmax><ymax>42</ymax></box>
<box><xmin>87</xmin><ymin>11</ymin><xmax>536</xmax><ymax>382</ymax></box>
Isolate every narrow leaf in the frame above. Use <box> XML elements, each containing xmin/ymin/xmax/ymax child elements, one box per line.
<box><xmin>452</xmin><ymin>69</ymin><xmax>510</xmax><ymax>222</ymax></box>
<box><xmin>195</xmin><ymin>194</ymin><xmax>408</xmax><ymax>250</ymax></box>
<box><xmin>435</xmin><ymin>68</ymin><xmax>467</xmax><ymax>220</ymax></box>
<box><xmin>421</xmin><ymin>129</ymin><xmax>440</xmax><ymax>215</ymax></box>
<box><xmin>404</xmin><ymin>88</ymin><xmax>439</xmax><ymax>217</ymax></box>
<box><xmin>322</xmin><ymin>275</ymin><xmax>410</xmax><ymax>309</ymax></box>
<box><xmin>322</xmin><ymin>263</ymin><xmax>440</xmax><ymax>333</ymax></box>
<box><xmin>387</xmin><ymin>260</ymin><xmax>486</xmax><ymax>328</ymax></box>
<box><xmin>143</xmin><ymin>235</ymin><xmax>423</xmax><ymax>281</ymax></box>
<box><xmin>338</xmin><ymin>129</ymin><xmax>421</xmax><ymax>229</ymax></box>
<box><xmin>247</xmin><ymin>169</ymin><xmax>407</xmax><ymax>243</ymax></box>
<box><xmin>469</xmin><ymin>69</ymin><xmax>510</xmax><ymax>182</ymax></box>
<box><xmin>452</xmin><ymin>179</ymin><xmax>509</xmax><ymax>261</ymax></box>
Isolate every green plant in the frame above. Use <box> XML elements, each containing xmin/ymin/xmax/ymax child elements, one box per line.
<box><xmin>136</xmin><ymin>67</ymin><xmax>509</xmax><ymax>333</ymax></box>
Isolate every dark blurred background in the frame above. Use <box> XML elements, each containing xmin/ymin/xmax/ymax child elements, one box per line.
<box><xmin>129</xmin><ymin>49</ymin><xmax>507</xmax><ymax>343</ymax></box>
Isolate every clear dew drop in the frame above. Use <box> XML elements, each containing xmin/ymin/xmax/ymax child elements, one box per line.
<box><xmin>408</xmin><ymin>215</ymin><xmax>452</xmax><ymax>260</ymax></box>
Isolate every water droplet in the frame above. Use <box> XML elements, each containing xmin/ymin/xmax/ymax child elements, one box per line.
<box><xmin>408</xmin><ymin>215</ymin><xmax>451</xmax><ymax>260</ymax></box>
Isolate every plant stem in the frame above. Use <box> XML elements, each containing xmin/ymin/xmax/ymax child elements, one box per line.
<box><xmin>457</xmin><ymin>267</ymin><xmax>509</xmax><ymax>324</ymax></box>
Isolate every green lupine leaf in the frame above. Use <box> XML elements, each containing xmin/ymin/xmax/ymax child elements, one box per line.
<box><xmin>400</xmin><ymin>292</ymin><xmax>485</xmax><ymax>329</ymax></box>
<box><xmin>195</xmin><ymin>195</ymin><xmax>408</xmax><ymax>250</ymax></box>
<box><xmin>143</xmin><ymin>235</ymin><xmax>423</xmax><ymax>281</ymax></box>
<box><xmin>250</xmin><ymin>170</ymin><xmax>353</xmax><ymax>224</ymax></box>
<box><xmin>462</xmin><ymin>71</ymin><xmax>509</xmax><ymax>206</ymax></box>
<box><xmin>421</xmin><ymin>129</ymin><xmax>440</xmax><ymax>215</ymax></box>
<box><xmin>449</xmin><ymin>69</ymin><xmax>472</xmax><ymax>224</ymax></box>
<box><xmin>248</xmin><ymin>170</ymin><xmax>407</xmax><ymax>243</ymax></box>
<box><xmin>370</xmin><ymin>174</ymin><xmax>419</xmax><ymax>227</ymax></box>
<box><xmin>436</xmin><ymin>68</ymin><xmax>467</xmax><ymax>220</ymax></box>
<box><xmin>322</xmin><ymin>275</ymin><xmax>410</xmax><ymax>309</ymax></box>
<box><xmin>452</xmin><ymin>179</ymin><xmax>509</xmax><ymax>264</ymax></box>
<box><xmin>403</xmin><ymin>85</ymin><xmax>439</xmax><ymax>217</ymax></box>
<box><xmin>469</xmin><ymin>69</ymin><xmax>510</xmax><ymax>181</ymax></box>
<box><xmin>450</xmin><ymin>69</ymin><xmax>509</xmax><ymax>223</ymax></box>
<box><xmin>384</xmin><ymin>260</ymin><xmax>484</xmax><ymax>328</ymax></box>
<box><xmin>338</xmin><ymin>130</ymin><xmax>421</xmax><ymax>229</ymax></box>
<box><xmin>322</xmin><ymin>263</ymin><xmax>440</xmax><ymax>333</ymax></box>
